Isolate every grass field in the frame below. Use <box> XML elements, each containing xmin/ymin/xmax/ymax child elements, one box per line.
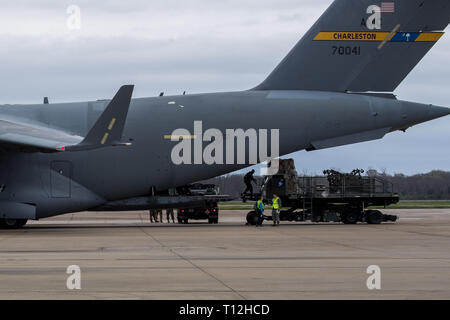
<box><xmin>219</xmin><ymin>200</ymin><xmax>450</xmax><ymax>210</ymax></box>
<box><xmin>370</xmin><ymin>201</ymin><xmax>450</xmax><ymax>209</ymax></box>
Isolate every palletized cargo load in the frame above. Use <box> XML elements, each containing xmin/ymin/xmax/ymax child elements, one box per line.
<box><xmin>243</xmin><ymin>159</ymin><xmax>399</xmax><ymax>225</ymax></box>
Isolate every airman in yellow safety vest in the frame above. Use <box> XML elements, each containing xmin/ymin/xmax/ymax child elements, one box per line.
<box><xmin>256</xmin><ymin>197</ymin><xmax>265</xmax><ymax>227</ymax></box>
<box><xmin>272</xmin><ymin>194</ymin><xmax>281</xmax><ymax>226</ymax></box>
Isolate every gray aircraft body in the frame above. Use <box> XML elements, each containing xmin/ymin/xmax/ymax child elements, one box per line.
<box><xmin>0</xmin><ymin>0</ymin><xmax>449</xmax><ymax>228</ymax></box>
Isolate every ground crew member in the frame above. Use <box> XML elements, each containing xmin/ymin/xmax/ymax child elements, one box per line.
<box><xmin>149</xmin><ymin>209</ymin><xmax>158</xmax><ymax>223</ymax></box>
<box><xmin>256</xmin><ymin>197</ymin><xmax>265</xmax><ymax>227</ymax></box>
<box><xmin>243</xmin><ymin>169</ymin><xmax>256</xmax><ymax>196</ymax></box>
<box><xmin>166</xmin><ymin>208</ymin><xmax>175</xmax><ymax>223</ymax></box>
<box><xmin>157</xmin><ymin>209</ymin><xmax>163</xmax><ymax>223</ymax></box>
<box><xmin>272</xmin><ymin>194</ymin><xmax>281</xmax><ymax>226</ymax></box>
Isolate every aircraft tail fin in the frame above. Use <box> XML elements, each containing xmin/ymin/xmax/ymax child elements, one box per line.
<box><xmin>255</xmin><ymin>0</ymin><xmax>449</xmax><ymax>92</ymax></box>
<box><xmin>65</xmin><ymin>85</ymin><xmax>134</xmax><ymax>152</ymax></box>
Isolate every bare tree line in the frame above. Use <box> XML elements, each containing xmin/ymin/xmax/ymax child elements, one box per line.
<box><xmin>368</xmin><ymin>170</ymin><xmax>450</xmax><ymax>200</ymax></box>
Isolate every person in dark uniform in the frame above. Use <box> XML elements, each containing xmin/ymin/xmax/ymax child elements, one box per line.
<box><xmin>149</xmin><ymin>209</ymin><xmax>158</xmax><ymax>223</ymax></box>
<box><xmin>166</xmin><ymin>208</ymin><xmax>175</xmax><ymax>223</ymax></box>
<box><xmin>243</xmin><ymin>169</ymin><xmax>256</xmax><ymax>196</ymax></box>
<box><xmin>157</xmin><ymin>209</ymin><xmax>163</xmax><ymax>223</ymax></box>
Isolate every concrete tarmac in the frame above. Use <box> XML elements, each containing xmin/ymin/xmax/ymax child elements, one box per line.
<box><xmin>0</xmin><ymin>209</ymin><xmax>449</xmax><ymax>300</ymax></box>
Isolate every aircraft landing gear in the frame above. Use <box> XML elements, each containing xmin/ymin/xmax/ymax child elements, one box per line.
<box><xmin>340</xmin><ymin>208</ymin><xmax>360</xmax><ymax>224</ymax></box>
<box><xmin>0</xmin><ymin>218</ymin><xmax>28</xmax><ymax>229</ymax></box>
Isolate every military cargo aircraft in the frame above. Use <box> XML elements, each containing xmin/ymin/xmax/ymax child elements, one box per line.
<box><xmin>0</xmin><ymin>0</ymin><xmax>449</xmax><ymax>228</ymax></box>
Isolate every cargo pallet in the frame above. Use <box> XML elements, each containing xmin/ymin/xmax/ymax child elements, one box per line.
<box><xmin>243</xmin><ymin>161</ymin><xmax>399</xmax><ymax>225</ymax></box>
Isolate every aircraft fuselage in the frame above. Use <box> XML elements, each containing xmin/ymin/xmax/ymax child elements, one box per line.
<box><xmin>0</xmin><ymin>90</ymin><xmax>446</xmax><ymax>218</ymax></box>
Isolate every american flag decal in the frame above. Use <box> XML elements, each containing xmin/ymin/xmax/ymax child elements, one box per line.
<box><xmin>381</xmin><ymin>2</ymin><xmax>395</xmax><ymax>13</ymax></box>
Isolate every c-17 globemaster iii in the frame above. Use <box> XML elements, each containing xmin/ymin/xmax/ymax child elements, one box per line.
<box><xmin>0</xmin><ymin>0</ymin><xmax>449</xmax><ymax>228</ymax></box>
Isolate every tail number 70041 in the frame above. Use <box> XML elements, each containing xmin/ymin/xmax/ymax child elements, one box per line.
<box><xmin>332</xmin><ymin>46</ymin><xmax>361</xmax><ymax>55</ymax></box>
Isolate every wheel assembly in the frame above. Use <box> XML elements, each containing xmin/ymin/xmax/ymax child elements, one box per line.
<box><xmin>341</xmin><ymin>210</ymin><xmax>359</xmax><ymax>224</ymax></box>
<box><xmin>0</xmin><ymin>218</ymin><xmax>28</xmax><ymax>229</ymax></box>
<box><xmin>246</xmin><ymin>211</ymin><xmax>258</xmax><ymax>225</ymax></box>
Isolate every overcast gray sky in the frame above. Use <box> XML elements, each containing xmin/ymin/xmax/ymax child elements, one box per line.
<box><xmin>0</xmin><ymin>0</ymin><xmax>449</xmax><ymax>175</ymax></box>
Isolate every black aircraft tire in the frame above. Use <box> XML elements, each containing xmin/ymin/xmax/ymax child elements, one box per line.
<box><xmin>0</xmin><ymin>218</ymin><xmax>28</xmax><ymax>229</ymax></box>
<box><xmin>246</xmin><ymin>211</ymin><xmax>258</xmax><ymax>226</ymax></box>
<box><xmin>367</xmin><ymin>210</ymin><xmax>383</xmax><ymax>225</ymax></box>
